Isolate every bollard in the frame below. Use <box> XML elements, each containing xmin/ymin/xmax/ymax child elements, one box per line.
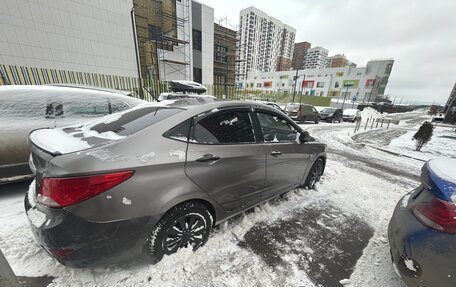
<box><xmin>353</xmin><ymin>122</ymin><xmax>358</xmax><ymax>133</ymax></box>
<box><xmin>381</xmin><ymin>118</ymin><xmax>384</xmax><ymax>127</ymax></box>
<box><xmin>387</xmin><ymin>119</ymin><xmax>391</xmax><ymax>129</ymax></box>
<box><xmin>371</xmin><ymin>118</ymin><xmax>375</xmax><ymax>129</ymax></box>
<box><xmin>376</xmin><ymin>119</ymin><xmax>379</xmax><ymax>128</ymax></box>
<box><xmin>364</xmin><ymin>118</ymin><xmax>369</xmax><ymax>130</ymax></box>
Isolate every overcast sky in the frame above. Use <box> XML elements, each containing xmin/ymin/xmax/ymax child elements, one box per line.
<box><xmin>198</xmin><ymin>0</ymin><xmax>455</xmax><ymax>104</ymax></box>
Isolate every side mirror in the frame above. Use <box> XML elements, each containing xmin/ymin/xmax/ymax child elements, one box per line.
<box><xmin>299</xmin><ymin>131</ymin><xmax>312</xmax><ymax>143</ymax></box>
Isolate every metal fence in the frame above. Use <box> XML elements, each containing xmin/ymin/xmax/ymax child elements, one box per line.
<box><xmin>353</xmin><ymin>117</ymin><xmax>401</xmax><ymax>133</ymax></box>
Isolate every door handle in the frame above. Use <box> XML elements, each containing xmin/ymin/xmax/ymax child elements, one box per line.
<box><xmin>196</xmin><ymin>154</ymin><xmax>221</xmax><ymax>163</ymax></box>
<box><xmin>270</xmin><ymin>151</ymin><xmax>282</xmax><ymax>157</ymax></box>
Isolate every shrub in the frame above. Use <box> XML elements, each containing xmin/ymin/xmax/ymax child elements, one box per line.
<box><xmin>413</xmin><ymin>121</ymin><xmax>434</xmax><ymax>151</ymax></box>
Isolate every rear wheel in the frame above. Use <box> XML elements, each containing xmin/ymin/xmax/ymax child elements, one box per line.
<box><xmin>146</xmin><ymin>201</ymin><xmax>213</xmax><ymax>263</ymax></box>
<box><xmin>304</xmin><ymin>159</ymin><xmax>324</xmax><ymax>189</ymax></box>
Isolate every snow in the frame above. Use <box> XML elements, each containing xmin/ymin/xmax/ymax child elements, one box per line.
<box><xmin>30</xmin><ymin>128</ymin><xmax>92</xmax><ymax>154</ymax></box>
<box><xmin>339</xmin><ymin>278</ymin><xmax>351</xmax><ymax>285</ymax></box>
<box><xmin>86</xmin><ymin>149</ymin><xmax>127</xmax><ymax>162</ymax></box>
<box><xmin>404</xmin><ymin>259</ymin><xmax>417</xmax><ymax>272</ymax></box>
<box><xmin>26</xmin><ymin>208</ymin><xmax>47</xmax><ymax>228</ymax></box>
<box><xmin>122</xmin><ymin>197</ymin><xmax>132</xmax><ymax>205</ymax></box>
<box><xmin>428</xmin><ymin>157</ymin><xmax>456</xmax><ymax>183</ymax></box>
<box><xmin>388</xmin><ymin>128</ymin><xmax>456</xmax><ymax>161</ymax></box>
<box><xmin>137</xmin><ymin>152</ymin><xmax>156</xmax><ymax>164</ymax></box>
<box><xmin>220</xmin><ymin>117</ymin><xmax>238</xmax><ymax>126</ymax></box>
<box><xmin>401</xmin><ymin>194</ymin><xmax>411</xmax><ymax>208</ymax></box>
<box><xmin>360</xmin><ymin>107</ymin><xmax>383</xmax><ymax>119</ymax></box>
<box><xmin>169</xmin><ymin>150</ymin><xmax>185</xmax><ymax>160</ymax></box>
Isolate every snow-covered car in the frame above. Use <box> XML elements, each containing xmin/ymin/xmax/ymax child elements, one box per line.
<box><xmin>0</xmin><ymin>85</ymin><xmax>144</xmax><ymax>184</ymax></box>
<box><xmin>25</xmin><ymin>101</ymin><xmax>326</xmax><ymax>267</ymax></box>
<box><xmin>388</xmin><ymin>157</ymin><xmax>456</xmax><ymax>287</ymax></box>
<box><xmin>343</xmin><ymin>109</ymin><xmax>362</xmax><ymax>123</ymax></box>
<box><xmin>431</xmin><ymin>113</ymin><xmax>445</xmax><ymax>122</ymax></box>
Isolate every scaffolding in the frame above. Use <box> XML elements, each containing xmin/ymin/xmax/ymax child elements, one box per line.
<box><xmin>154</xmin><ymin>0</ymin><xmax>191</xmax><ymax>81</ymax></box>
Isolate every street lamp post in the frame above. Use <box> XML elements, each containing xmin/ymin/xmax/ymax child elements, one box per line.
<box><xmin>341</xmin><ymin>84</ymin><xmax>353</xmax><ymax>110</ymax></box>
<box><xmin>292</xmin><ymin>69</ymin><xmax>299</xmax><ymax>102</ymax></box>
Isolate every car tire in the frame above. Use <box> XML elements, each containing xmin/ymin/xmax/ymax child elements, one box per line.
<box><xmin>303</xmin><ymin>158</ymin><xmax>324</xmax><ymax>189</ymax></box>
<box><xmin>146</xmin><ymin>201</ymin><xmax>213</xmax><ymax>263</ymax></box>
<box><xmin>315</xmin><ymin>118</ymin><xmax>320</xmax><ymax>124</ymax></box>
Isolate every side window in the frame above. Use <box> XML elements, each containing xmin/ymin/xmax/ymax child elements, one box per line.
<box><xmin>191</xmin><ymin>111</ymin><xmax>255</xmax><ymax>144</ymax></box>
<box><xmin>312</xmin><ymin>107</ymin><xmax>318</xmax><ymax>113</ymax></box>
<box><xmin>256</xmin><ymin>112</ymin><xmax>298</xmax><ymax>143</ymax></box>
<box><xmin>164</xmin><ymin>119</ymin><xmax>192</xmax><ymax>142</ymax></box>
<box><xmin>110</xmin><ymin>99</ymin><xmax>131</xmax><ymax>113</ymax></box>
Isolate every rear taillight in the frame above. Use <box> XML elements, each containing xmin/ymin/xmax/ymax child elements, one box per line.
<box><xmin>37</xmin><ymin>171</ymin><xmax>134</xmax><ymax>208</ymax></box>
<box><xmin>412</xmin><ymin>197</ymin><xmax>456</xmax><ymax>234</ymax></box>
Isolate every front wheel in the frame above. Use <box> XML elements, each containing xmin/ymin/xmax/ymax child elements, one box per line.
<box><xmin>303</xmin><ymin>159</ymin><xmax>324</xmax><ymax>189</ymax></box>
<box><xmin>146</xmin><ymin>201</ymin><xmax>213</xmax><ymax>263</ymax></box>
<box><xmin>315</xmin><ymin>118</ymin><xmax>320</xmax><ymax>124</ymax></box>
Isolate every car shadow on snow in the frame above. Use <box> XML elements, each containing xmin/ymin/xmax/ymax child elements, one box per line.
<box><xmin>239</xmin><ymin>203</ymin><xmax>374</xmax><ymax>286</ymax></box>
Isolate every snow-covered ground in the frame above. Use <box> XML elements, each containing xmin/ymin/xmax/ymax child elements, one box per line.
<box><xmin>0</xmin><ymin>110</ymin><xmax>440</xmax><ymax>287</ymax></box>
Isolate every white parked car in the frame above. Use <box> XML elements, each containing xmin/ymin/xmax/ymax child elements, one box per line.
<box><xmin>343</xmin><ymin>109</ymin><xmax>362</xmax><ymax>122</ymax></box>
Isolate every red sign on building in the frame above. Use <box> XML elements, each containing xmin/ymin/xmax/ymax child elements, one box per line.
<box><xmin>365</xmin><ymin>79</ymin><xmax>376</xmax><ymax>88</ymax></box>
<box><xmin>302</xmin><ymin>80</ymin><xmax>314</xmax><ymax>88</ymax></box>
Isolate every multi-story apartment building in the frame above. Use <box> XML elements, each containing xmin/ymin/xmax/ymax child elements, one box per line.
<box><xmin>246</xmin><ymin>59</ymin><xmax>394</xmax><ymax>103</ymax></box>
<box><xmin>327</xmin><ymin>54</ymin><xmax>357</xmax><ymax>68</ymax></box>
<box><xmin>0</xmin><ymin>0</ymin><xmax>215</xmax><ymax>93</ymax></box>
<box><xmin>291</xmin><ymin>41</ymin><xmax>311</xmax><ymax>70</ymax></box>
<box><xmin>236</xmin><ymin>6</ymin><xmax>295</xmax><ymax>83</ymax></box>
<box><xmin>213</xmin><ymin>23</ymin><xmax>236</xmax><ymax>87</ymax></box>
<box><xmin>303</xmin><ymin>47</ymin><xmax>329</xmax><ymax>69</ymax></box>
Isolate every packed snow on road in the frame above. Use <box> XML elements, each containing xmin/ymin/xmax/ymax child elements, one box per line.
<box><xmin>0</xmin><ymin>109</ymin><xmax>453</xmax><ymax>287</ymax></box>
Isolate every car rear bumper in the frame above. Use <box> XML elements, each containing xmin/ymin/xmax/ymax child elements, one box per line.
<box><xmin>25</xmin><ymin>190</ymin><xmax>159</xmax><ymax>268</ymax></box>
<box><xmin>388</xmin><ymin>192</ymin><xmax>456</xmax><ymax>287</ymax></box>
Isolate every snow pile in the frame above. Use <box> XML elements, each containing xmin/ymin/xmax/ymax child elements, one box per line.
<box><xmin>387</xmin><ymin>127</ymin><xmax>456</xmax><ymax>161</ymax></box>
<box><xmin>360</xmin><ymin>107</ymin><xmax>383</xmax><ymax>119</ymax></box>
<box><xmin>428</xmin><ymin>157</ymin><xmax>456</xmax><ymax>183</ymax></box>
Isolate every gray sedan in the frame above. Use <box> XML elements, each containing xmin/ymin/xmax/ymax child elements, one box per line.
<box><xmin>25</xmin><ymin>101</ymin><xmax>327</xmax><ymax>267</ymax></box>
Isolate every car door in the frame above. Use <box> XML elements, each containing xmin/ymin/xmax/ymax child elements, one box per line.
<box><xmin>253</xmin><ymin>109</ymin><xmax>312</xmax><ymax>199</ymax></box>
<box><xmin>185</xmin><ymin>107</ymin><xmax>267</xmax><ymax>212</ymax></box>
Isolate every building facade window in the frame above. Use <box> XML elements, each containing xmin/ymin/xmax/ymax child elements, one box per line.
<box><xmin>336</xmin><ymin>72</ymin><xmax>344</xmax><ymax>77</ymax></box>
<box><xmin>214</xmin><ymin>44</ymin><xmax>228</xmax><ymax>63</ymax></box>
<box><xmin>193</xmin><ymin>29</ymin><xmax>202</xmax><ymax>51</ymax></box>
<box><xmin>317</xmin><ymin>82</ymin><xmax>324</xmax><ymax>88</ymax></box>
<box><xmin>149</xmin><ymin>25</ymin><xmax>162</xmax><ymax>41</ymax></box>
<box><xmin>193</xmin><ymin>68</ymin><xmax>202</xmax><ymax>83</ymax></box>
<box><xmin>335</xmin><ymin>82</ymin><xmax>340</xmax><ymax>88</ymax></box>
<box><xmin>214</xmin><ymin>74</ymin><xmax>226</xmax><ymax>84</ymax></box>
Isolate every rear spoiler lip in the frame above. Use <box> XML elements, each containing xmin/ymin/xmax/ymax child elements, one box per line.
<box><xmin>28</xmin><ymin>128</ymin><xmax>63</xmax><ymax>157</ymax></box>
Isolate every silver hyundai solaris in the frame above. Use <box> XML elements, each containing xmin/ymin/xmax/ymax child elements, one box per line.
<box><xmin>25</xmin><ymin>101</ymin><xmax>327</xmax><ymax>267</ymax></box>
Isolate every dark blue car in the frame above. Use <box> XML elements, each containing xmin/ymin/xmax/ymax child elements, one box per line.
<box><xmin>389</xmin><ymin>157</ymin><xmax>456</xmax><ymax>287</ymax></box>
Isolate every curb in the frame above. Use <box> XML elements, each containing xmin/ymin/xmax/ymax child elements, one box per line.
<box><xmin>363</xmin><ymin>144</ymin><xmax>427</xmax><ymax>162</ymax></box>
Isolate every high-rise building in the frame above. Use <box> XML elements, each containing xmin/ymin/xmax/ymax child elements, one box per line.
<box><xmin>303</xmin><ymin>47</ymin><xmax>329</xmax><ymax>69</ymax></box>
<box><xmin>327</xmin><ymin>54</ymin><xmax>357</xmax><ymax>68</ymax></box>
<box><xmin>236</xmin><ymin>7</ymin><xmax>295</xmax><ymax>83</ymax></box>
<box><xmin>291</xmin><ymin>42</ymin><xmax>311</xmax><ymax>70</ymax></box>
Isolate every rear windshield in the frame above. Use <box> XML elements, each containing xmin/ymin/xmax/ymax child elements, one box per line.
<box><xmin>286</xmin><ymin>104</ymin><xmax>300</xmax><ymax>112</ymax></box>
<box><xmin>87</xmin><ymin>106</ymin><xmax>184</xmax><ymax>136</ymax></box>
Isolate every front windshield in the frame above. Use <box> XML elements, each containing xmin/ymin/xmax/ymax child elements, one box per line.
<box><xmin>321</xmin><ymin>108</ymin><xmax>336</xmax><ymax>113</ymax></box>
